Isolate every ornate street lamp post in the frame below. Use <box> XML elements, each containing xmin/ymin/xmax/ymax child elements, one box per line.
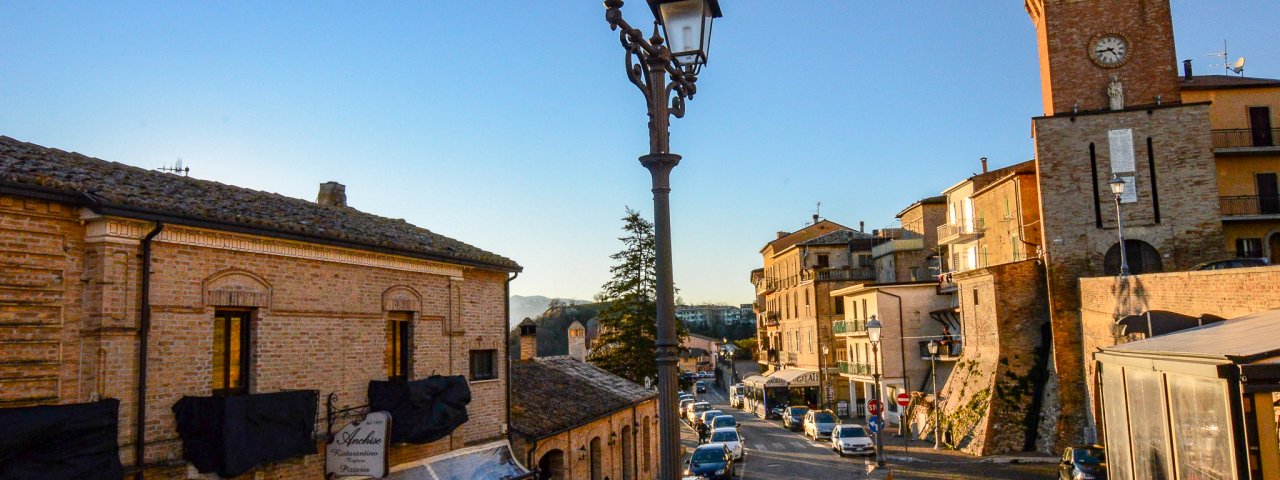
<box><xmin>927</xmin><ymin>340</ymin><xmax>940</xmax><ymax>449</ymax></box>
<box><xmin>603</xmin><ymin>1</ymin><xmax>722</xmax><ymax>478</ymax></box>
<box><xmin>1109</xmin><ymin>175</ymin><xmax>1130</xmax><ymax>277</ymax></box>
<box><xmin>867</xmin><ymin>315</ymin><xmax>886</xmax><ymax>468</ymax></box>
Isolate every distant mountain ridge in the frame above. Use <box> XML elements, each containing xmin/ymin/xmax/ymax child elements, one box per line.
<box><xmin>509</xmin><ymin>295</ymin><xmax>591</xmax><ymax>325</ymax></box>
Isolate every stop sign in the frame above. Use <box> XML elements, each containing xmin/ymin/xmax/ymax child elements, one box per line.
<box><xmin>897</xmin><ymin>393</ymin><xmax>911</xmax><ymax>407</ymax></box>
<box><xmin>867</xmin><ymin>399</ymin><xmax>882</xmax><ymax>416</ymax></box>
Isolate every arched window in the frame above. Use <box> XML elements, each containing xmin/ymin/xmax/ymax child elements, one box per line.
<box><xmin>621</xmin><ymin>425</ymin><xmax>634</xmax><ymax>480</ymax></box>
<box><xmin>641</xmin><ymin>417</ymin><xmax>651</xmax><ymax>472</ymax></box>
<box><xmin>590</xmin><ymin>437</ymin><xmax>603</xmax><ymax>480</ymax></box>
<box><xmin>537</xmin><ymin>449</ymin><xmax>565</xmax><ymax>480</ymax></box>
<box><xmin>1104</xmin><ymin>240</ymin><xmax>1163</xmax><ymax>275</ymax></box>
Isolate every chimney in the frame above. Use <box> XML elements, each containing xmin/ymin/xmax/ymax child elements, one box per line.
<box><xmin>1183</xmin><ymin>59</ymin><xmax>1193</xmax><ymax>80</ymax></box>
<box><xmin>518</xmin><ymin>318</ymin><xmax>537</xmax><ymax>361</ymax></box>
<box><xmin>777</xmin><ymin>231</ymin><xmax>789</xmax><ymax>239</ymax></box>
<box><xmin>567</xmin><ymin>321</ymin><xmax>587</xmax><ymax>362</ymax></box>
<box><xmin>980</xmin><ymin>157</ymin><xmax>989</xmax><ymax>173</ymax></box>
<box><xmin>859</xmin><ymin>221</ymin><xmax>865</xmax><ymax>233</ymax></box>
<box><xmin>317</xmin><ymin>181</ymin><xmax>347</xmax><ymax>207</ymax></box>
<box><xmin>812</xmin><ymin>213</ymin><xmax>819</xmax><ymax>224</ymax></box>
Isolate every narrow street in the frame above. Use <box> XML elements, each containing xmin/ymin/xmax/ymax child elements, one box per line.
<box><xmin>683</xmin><ymin>384</ymin><xmax>1057</xmax><ymax>479</ymax></box>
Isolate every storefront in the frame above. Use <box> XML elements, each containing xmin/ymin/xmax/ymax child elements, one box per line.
<box><xmin>1094</xmin><ymin>310</ymin><xmax>1280</xmax><ymax>480</ymax></box>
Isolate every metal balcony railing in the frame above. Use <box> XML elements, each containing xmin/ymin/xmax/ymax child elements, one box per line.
<box><xmin>832</xmin><ymin>319</ymin><xmax>868</xmax><ymax>335</ymax></box>
<box><xmin>837</xmin><ymin>361</ymin><xmax>873</xmax><ymax>376</ymax></box>
<box><xmin>1212</xmin><ymin>128</ymin><xmax>1280</xmax><ymax>149</ymax></box>
<box><xmin>785</xmin><ymin>352</ymin><xmax>799</xmax><ymax>366</ymax></box>
<box><xmin>1221</xmin><ymin>195</ymin><xmax>1280</xmax><ymax>217</ymax></box>
<box><xmin>802</xmin><ymin>267</ymin><xmax>876</xmax><ymax>282</ymax></box>
<box><xmin>937</xmin><ymin>218</ymin><xmax>985</xmax><ymax>243</ymax></box>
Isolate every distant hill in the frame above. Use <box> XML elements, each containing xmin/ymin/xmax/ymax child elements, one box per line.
<box><xmin>509</xmin><ymin>295</ymin><xmax>591</xmax><ymax>326</ymax></box>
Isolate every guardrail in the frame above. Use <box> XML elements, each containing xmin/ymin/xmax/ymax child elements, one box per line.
<box><xmin>1221</xmin><ymin>195</ymin><xmax>1280</xmax><ymax>216</ymax></box>
<box><xmin>1212</xmin><ymin>128</ymin><xmax>1279</xmax><ymax>149</ymax></box>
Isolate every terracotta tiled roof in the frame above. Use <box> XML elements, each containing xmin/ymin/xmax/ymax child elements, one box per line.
<box><xmin>0</xmin><ymin>135</ymin><xmax>519</xmax><ymax>271</ymax></box>
<box><xmin>510</xmin><ymin>356</ymin><xmax>655</xmax><ymax>439</ymax></box>
<box><xmin>1180</xmin><ymin>75</ymin><xmax>1280</xmax><ymax>90</ymax></box>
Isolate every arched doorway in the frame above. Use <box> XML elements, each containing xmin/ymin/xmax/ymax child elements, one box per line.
<box><xmin>537</xmin><ymin>449</ymin><xmax>564</xmax><ymax>480</ymax></box>
<box><xmin>590</xmin><ymin>436</ymin><xmax>603</xmax><ymax>480</ymax></box>
<box><xmin>620</xmin><ymin>426</ymin><xmax>633</xmax><ymax>480</ymax></box>
<box><xmin>1269</xmin><ymin>233</ymin><xmax>1280</xmax><ymax>264</ymax></box>
<box><xmin>1104</xmin><ymin>240</ymin><xmax>1162</xmax><ymax>275</ymax></box>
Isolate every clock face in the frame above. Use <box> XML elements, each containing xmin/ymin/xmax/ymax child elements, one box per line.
<box><xmin>1091</xmin><ymin>34</ymin><xmax>1129</xmax><ymax>68</ymax></box>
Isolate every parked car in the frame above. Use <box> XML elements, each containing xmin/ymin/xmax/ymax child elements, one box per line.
<box><xmin>696</xmin><ymin>381</ymin><xmax>708</xmax><ymax>393</ymax></box>
<box><xmin>1059</xmin><ymin>445</ymin><xmax>1107</xmax><ymax>480</ymax></box>
<box><xmin>708</xmin><ymin>427</ymin><xmax>744</xmax><ymax>460</ymax></box>
<box><xmin>803</xmin><ymin>410</ymin><xmax>839</xmax><ymax>440</ymax></box>
<box><xmin>709</xmin><ymin>414</ymin><xmax>738</xmax><ymax>433</ymax></box>
<box><xmin>831</xmin><ymin>424</ymin><xmax>875</xmax><ymax>456</ymax></box>
<box><xmin>699</xmin><ymin>370</ymin><xmax>715</xmax><ymax>379</ymax></box>
<box><xmin>1192</xmin><ymin>257</ymin><xmax>1269</xmax><ymax>271</ymax></box>
<box><xmin>686</xmin><ymin>402</ymin><xmax>712</xmax><ymax>423</ymax></box>
<box><xmin>766</xmin><ymin>405</ymin><xmax>785</xmax><ymax>420</ymax></box>
<box><xmin>782</xmin><ymin>406</ymin><xmax>809</xmax><ymax>431</ymax></box>
<box><xmin>680</xmin><ymin>393</ymin><xmax>695</xmax><ymax>403</ymax></box>
<box><xmin>685</xmin><ymin>444</ymin><xmax>735</xmax><ymax>480</ymax></box>
<box><xmin>679</xmin><ymin>399</ymin><xmax>695</xmax><ymax>416</ymax></box>
<box><xmin>698</xmin><ymin>410</ymin><xmax>724</xmax><ymax>427</ymax></box>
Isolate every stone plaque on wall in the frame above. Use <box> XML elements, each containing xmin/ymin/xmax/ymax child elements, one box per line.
<box><xmin>1108</xmin><ymin>128</ymin><xmax>1135</xmax><ymax>173</ymax></box>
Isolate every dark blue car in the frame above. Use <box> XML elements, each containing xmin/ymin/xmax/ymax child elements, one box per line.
<box><xmin>686</xmin><ymin>444</ymin><xmax>735</xmax><ymax>479</ymax></box>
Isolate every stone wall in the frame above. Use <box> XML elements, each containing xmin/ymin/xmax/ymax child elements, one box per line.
<box><xmin>513</xmin><ymin>399</ymin><xmax>658</xmax><ymax>480</ymax></box>
<box><xmin>935</xmin><ymin>259</ymin><xmax>1049</xmax><ymax>455</ymax></box>
<box><xmin>0</xmin><ymin>195</ymin><xmax>514</xmax><ymax>479</ymax></box>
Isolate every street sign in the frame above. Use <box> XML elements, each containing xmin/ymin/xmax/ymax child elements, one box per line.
<box><xmin>867</xmin><ymin>399</ymin><xmax>882</xmax><ymax>416</ymax></box>
<box><xmin>868</xmin><ymin>416</ymin><xmax>884</xmax><ymax>433</ymax></box>
<box><xmin>897</xmin><ymin>393</ymin><xmax>910</xmax><ymax>407</ymax></box>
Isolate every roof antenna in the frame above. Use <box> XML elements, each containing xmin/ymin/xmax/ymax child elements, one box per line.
<box><xmin>158</xmin><ymin>157</ymin><xmax>190</xmax><ymax>176</ymax></box>
<box><xmin>1206</xmin><ymin>39</ymin><xmax>1232</xmax><ymax>76</ymax></box>
<box><xmin>813</xmin><ymin>202</ymin><xmax>822</xmax><ymax>225</ymax></box>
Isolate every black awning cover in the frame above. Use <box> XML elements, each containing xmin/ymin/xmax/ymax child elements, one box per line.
<box><xmin>0</xmin><ymin>399</ymin><xmax>123</xmax><ymax>480</ymax></box>
<box><xmin>368</xmin><ymin>375</ymin><xmax>470</xmax><ymax>444</ymax></box>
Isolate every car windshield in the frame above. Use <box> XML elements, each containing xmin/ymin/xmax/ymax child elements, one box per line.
<box><xmin>839</xmin><ymin>426</ymin><xmax>868</xmax><ymax>438</ymax></box>
<box><xmin>787</xmin><ymin>407</ymin><xmax>808</xmax><ymax>416</ymax></box>
<box><xmin>693</xmin><ymin>404</ymin><xmax>709</xmax><ymax>412</ymax></box>
<box><xmin>1073</xmin><ymin>448</ymin><xmax>1105</xmax><ymax>464</ymax></box>
<box><xmin>712</xmin><ymin>417</ymin><xmax>735</xmax><ymax>427</ymax></box>
<box><xmin>710</xmin><ymin>431</ymin><xmax>738</xmax><ymax>442</ymax></box>
<box><xmin>691</xmin><ymin>448</ymin><xmax>725</xmax><ymax>463</ymax></box>
<box><xmin>813</xmin><ymin>412</ymin><xmax>836</xmax><ymax>423</ymax></box>
<box><xmin>702</xmin><ymin>411</ymin><xmax>722</xmax><ymax>420</ymax></box>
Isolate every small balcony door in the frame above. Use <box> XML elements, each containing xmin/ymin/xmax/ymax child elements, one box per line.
<box><xmin>1250</xmin><ymin>106</ymin><xmax>1273</xmax><ymax>147</ymax></box>
<box><xmin>1257</xmin><ymin>173</ymin><xmax>1280</xmax><ymax>215</ymax></box>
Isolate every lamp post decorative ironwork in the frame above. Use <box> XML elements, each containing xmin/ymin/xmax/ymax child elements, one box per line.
<box><xmin>1109</xmin><ymin>175</ymin><xmax>1131</xmax><ymax>277</ymax></box>
<box><xmin>867</xmin><ymin>315</ymin><xmax>886</xmax><ymax>468</ymax></box>
<box><xmin>603</xmin><ymin>1</ymin><xmax>721</xmax><ymax>478</ymax></box>
<box><xmin>927</xmin><ymin>340</ymin><xmax>940</xmax><ymax>449</ymax></box>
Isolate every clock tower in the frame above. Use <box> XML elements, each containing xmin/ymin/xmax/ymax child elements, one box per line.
<box><xmin>1024</xmin><ymin>0</ymin><xmax>1225</xmax><ymax>452</ymax></box>
<box><xmin>1026</xmin><ymin>0</ymin><xmax>1181</xmax><ymax>115</ymax></box>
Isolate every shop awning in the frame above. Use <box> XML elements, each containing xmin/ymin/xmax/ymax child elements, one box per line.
<box><xmin>767</xmin><ymin>368</ymin><xmax>821</xmax><ymax>388</ymax></box>
<box><xmin>386</xmin><ymin>441</ymin><xmax>533</xmax><ymax>480</ymax></box>
<box><xmin>742</xmin><ymin>374</ymin><xmax>786</xmax><ymax>388</ymax></box>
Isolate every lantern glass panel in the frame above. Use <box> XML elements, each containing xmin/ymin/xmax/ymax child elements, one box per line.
<box><xmin>659</xmin><ymin>0</ymin><xmax>707</xmax><ymax>65</ymax></box>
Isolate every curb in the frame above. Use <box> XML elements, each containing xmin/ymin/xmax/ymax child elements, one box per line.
<box><xmin>886</xmin><ymin>454</ymin><xmax>1058</xmax><ymax>465</ymax></box>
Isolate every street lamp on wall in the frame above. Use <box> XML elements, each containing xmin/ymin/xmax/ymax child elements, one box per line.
<box><xmin>1109</xmin><ymin>175</ymin><xmax>1131</xmax><ymax>277</ymax></box>
<box><xmin>602</xmin><ymin>1</ymin><xmax>722</xmax><ymax>478</ymax></box>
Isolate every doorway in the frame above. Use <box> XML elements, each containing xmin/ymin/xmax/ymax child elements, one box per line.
<box><xmin>1258</xmin><ymin>173</ymin><xmax>1279</xmax><ymax>215</ymax></box>
<box><xmin>1270</xmin><ymin>234</ymin><xmax>1280</xmax><ymax>264</ymax></box>
<box><xmin>1250</xmin><ymin>106</ymin><xmax>1273</xmax><ymax>147</ymax></box>
<box><xmin>537</xmin><ymin>450</ymin><xmax>564</xmax><ymax>480</ymax></box>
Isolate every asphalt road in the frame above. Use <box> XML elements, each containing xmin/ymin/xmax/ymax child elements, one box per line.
<box><xmin>683</xmin><ymin>386</ymin><xmax>1058</xmax><ymax>480</ymax></box>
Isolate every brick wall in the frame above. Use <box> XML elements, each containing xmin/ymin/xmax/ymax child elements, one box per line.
<box><xmin>0</xmin><ymin>195</ymin><xmax>514</xmax><ymax>479</ymax></box>
<box><xmin>935</xmin><ymin>259</ymin><xmax>1049</xmax><ymax>455</ymax></box>
<box><xmin>1033</xmin><ymin>102</ymin><xmax>1225</xmax><ymax>450</ymax></box>
<box><xmin>513</xmin><ymin>399</ymin><xmax>659</xmax><ymax>480</ymax></box>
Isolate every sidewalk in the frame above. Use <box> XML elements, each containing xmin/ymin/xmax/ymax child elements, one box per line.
<box><xmin>878</xmin><ymin>433</ymin><xmax>1057</xmax><ymax>464</ymax></box>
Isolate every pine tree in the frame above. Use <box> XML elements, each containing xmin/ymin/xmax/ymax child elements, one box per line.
<box><xmin>588</xmin><ymin>207</ymin><xmax>679</xmax><ymax>386</ymax></box>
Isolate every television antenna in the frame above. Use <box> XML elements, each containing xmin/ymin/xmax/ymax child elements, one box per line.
<box><xmin>814</xmin><ymin>201</ymin><xmax>822</xmax><ymax>223</ymax></box>
<box><xmin>1206</xmin><ymin>40</ymin><xmax>1244</xmax><ymax>76</ymax></box>
<box><xmin>158</xmin><ymin>157</ymin><xmax>190</xmax><ymax>176</ymax></box>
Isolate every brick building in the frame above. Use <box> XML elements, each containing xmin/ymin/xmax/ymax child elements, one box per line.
<box><xmin>1025</xmin><ymin>0</ymin><xmax>1227</xmax><ymax>450</ymax></box>
<box><xmin>0</xmin><ymin>136</ymin><xmax>521</xmax><ymax>478</ymax></box>
<box><xmin>511</xmin><ymin>321</ymin><xmax>658</xmax><ymax>480</ymax></box>
<box><xmin>871</xmin><ymin>196</ymin><xmax>946</xmax><ymax>284</ymax></box>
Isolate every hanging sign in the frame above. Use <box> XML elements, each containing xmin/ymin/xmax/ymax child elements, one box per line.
<box><xmin>326</xmin><ymin>411</ymin><xmax>391</xmax><ymax>479</ymax></box>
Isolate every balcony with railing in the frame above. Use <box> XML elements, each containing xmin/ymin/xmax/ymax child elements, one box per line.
<box><xmin>1212</xmin><ymin>128</ymin><xmax>1280</xmax><ymax>152</ymax></box>
<box><xmin>802</xmin><ymin>267</ymin><xmax>876</xmax><ymax>283</ymax></box>
<box><xmin>762</xmin><ymin>311</ymin><xmax>780</xmax><ymax>327</ymax></box>
<box><xmin>1221</xmin><ymin>195</ymin><xmax>1280</xmax><ymax>220</ymax></box>
<box><xmin>917</xmin><ymin>340</ymin><xmax>963</xmax><ymax>360</ymax></box>
<box><xmin>763</xmin><ymin>348</ymin><xmax>780</xmax><ymax>366</ymax></box>
<box><xmin>833</xmin><ymin>319</ymin><xmax>868</xmax><ymax>336</ymax></box>
<box><xmin>836</xmin><ymin>360</ymin><xmax>873</xmax><ymax>376</ymax></box>
<box><xmin>937</xmin><ymin>218</ymin><xmax>984</xmax><ymax>245</ymax></box>
<box><xmin>784</xmin><ymin>351</ymin><xmax>799</xmax><ymax>366</ymax></box>
<box><xmin>871</xmin><ymin>236</ymin><xmax>925</xmax><ymax>258</ymax></box>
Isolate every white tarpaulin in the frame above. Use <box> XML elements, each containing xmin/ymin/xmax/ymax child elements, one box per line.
<box><xmin>385</xmin><ymin>441</ymin><xmax>532</xmax><ymax>480</ymax></box>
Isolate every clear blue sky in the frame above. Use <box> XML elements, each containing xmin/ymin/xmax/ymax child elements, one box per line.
<box><xmin>2</xmin><ymin>2</ymin><xmax>1277</xmax><ymax>305</ymax></box>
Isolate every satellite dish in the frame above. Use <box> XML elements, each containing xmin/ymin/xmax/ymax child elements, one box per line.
<box><xmin>1230</xmin><ymin>57</ymin><xmax>1246</xmax><ymax>75</ymax></box>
